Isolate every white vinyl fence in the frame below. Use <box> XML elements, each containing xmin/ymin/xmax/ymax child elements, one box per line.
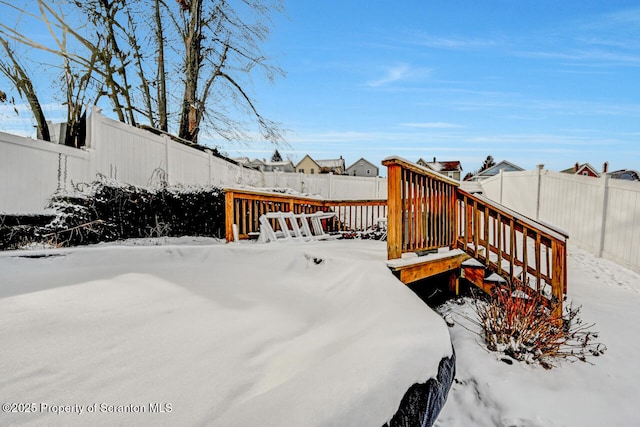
<box><xmin>1</xmin><ymin>107</ymin><xmax>386</xmax><ymax>214</ymax></box>
<box><xmin>480</xmin><ymin>168</ymin><xmax>640</xmax><ymax>273</ymax></box>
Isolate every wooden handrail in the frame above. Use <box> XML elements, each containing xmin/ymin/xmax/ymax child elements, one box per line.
<box><xmin>224</xmin><ymin>188</ymin><xmax>387</xmax><ymax>241</ymax></box>
<box><xmin>382</xmin><ymin>156</ymin><xmax>568</xmax><ymax>320</ymax></box>
<box><xmin>382</xmin><ymin>156</ymin><xmax>459</xmax><ymax>260</ymax></box>
<box><xmin>456</xmin><ymin>188</ymin><xmax>568</xmax><ymax>319</ymax></box>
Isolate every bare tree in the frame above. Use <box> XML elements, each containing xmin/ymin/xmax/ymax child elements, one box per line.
<box><xmin>153</xmin><ymin>0</ymin><xmax>168</xmax><ymax>131</ymax></box>
<box><xmin>173</xmin><ymin>0</ymin><xmax>285</xmax><ymax>143</ymax></box>
<box><xmin>0</xmin><ymin>36</ymin><xmax>50</xmax><ymax>141</ymax></box>
<box><xmin>0</xmin><ymin>0</ymin><xmax>285</xmax><ymax>146</ymax></box>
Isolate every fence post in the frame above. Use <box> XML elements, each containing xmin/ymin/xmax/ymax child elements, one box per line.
<box><xmin>328</xmin><ymin>173</ymin><xmax>334</xmax><ymax>199</ymax></box>
<box><xmin>86</xmin><ymin>106</ymin><xmax>102</xmax><ymax>179</ymax></box>
<box><xmin>163</xmin><ymin>135</ymin><xmax>171</xmax><ymax>185</ymax></box>
<box><xmin>205</xmin><ymin>149</ymin><xmax>213</xmax><ymax>185</ymax></box>
<box><xmin>597</xmin><ymin>173</ymin><xmax>610</xmax><ymax>257</ymax></box>
<box><xmin>386</xmin><ymin>163</ymin><xmax>403</xmax><ymax>260</ymax></box>
<box><xmin>535</xmin><ymin>164</ymin><xmax>544</xmax><ymax>221</ymax></box>
<box><xmin>499</xmin><ymin>169</ymin><xmax>504</xmax><ymax>204</ymax></box>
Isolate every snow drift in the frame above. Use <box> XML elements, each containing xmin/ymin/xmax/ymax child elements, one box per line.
<box><xmin>0</xmin><ymin>239</ymin><xmax>453</xmax><ymax>426</ymax></box>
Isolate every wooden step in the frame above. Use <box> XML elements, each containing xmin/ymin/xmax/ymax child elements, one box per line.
<box><xmin>462</xmin><ymin>257</ymin><xmax>509</xmax><ymax>295</ymax></box>
<box><xmin>387</xmin><ymin>250</ymin><xmax>470</xmax><ymax>285</ymax></box>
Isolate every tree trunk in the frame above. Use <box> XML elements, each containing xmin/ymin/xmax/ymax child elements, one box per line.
<box><xmin>155</xmin><ymin>0</ymin><xmax>168</xmax><ymax>131</ymax></box>
<box><xmin>178</xmin><ymin>0</ymin><xmax>203</xmax><ymax>143</ymax></box>
<box><xmin>0</xmin><ymin>37</ymin><xmax>50</xmax><ymax>141</ymax></box>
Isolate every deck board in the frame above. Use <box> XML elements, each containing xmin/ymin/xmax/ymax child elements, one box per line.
<box><xmin>387</xmin><ymin>249</ymin><xmax>470</xmax><ymax>284</ymax></box>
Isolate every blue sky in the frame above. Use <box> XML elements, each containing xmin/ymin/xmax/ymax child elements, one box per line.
<box><xmin>214</xmin><ymin>0</ymin><xmax>640</xmax><ymax>175</ymax></box>
<box><xmin>2</xmin><ymin>1</ymin><xmax>639</xmax><ymax>176</ymax></box>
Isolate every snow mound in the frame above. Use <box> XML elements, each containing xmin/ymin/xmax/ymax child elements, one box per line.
<box><xmin>0</xmin><ymin>240</ymin><xmax>452</xmax><ymax>426</ymax></box>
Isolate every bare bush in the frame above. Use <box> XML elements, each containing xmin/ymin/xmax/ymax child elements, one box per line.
<box><xmin>472</xmin><ymin>281</ymin><xmax>606</xmax><ymax>369</ymax></box>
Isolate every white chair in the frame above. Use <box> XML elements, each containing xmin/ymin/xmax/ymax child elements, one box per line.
<box><xmin>377</xmin><ymin>216</ymin><xmax>388</xmax><ymax>240</ymax></box>
<box><xmin>258</xmin><ymin>211</ymin><xmax>337</xmax><ymax>243</ymax></box>
<box><xmin>302</xmin><ymin>212</ymin><xmax>337</xmax><ymax>240</ymax></box>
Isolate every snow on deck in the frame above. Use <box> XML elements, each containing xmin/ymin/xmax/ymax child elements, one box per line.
<box><xmin>0</xmin><ymin>239</ymin><xmax>452</xmax><ymax>426</ymax></box>
<box><xmin>386</xmin><ymin>247</ymin><xmax>465</xmax><ymax>269</ymax></box>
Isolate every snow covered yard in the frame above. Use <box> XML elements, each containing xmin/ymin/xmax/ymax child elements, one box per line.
<box><xmin>2</xmin><ymin>237</ymin><xmax>639</xmax><ymax>427</ymax></box>
<box><xmin>436</xmin><ymin>247</ymin><xmax>640</xmax><ymax>427</ymax></box>
<box><xmin>0</xmin><ymin>239</ymin><xmax>452</xmax><ymax>426</ymax></box>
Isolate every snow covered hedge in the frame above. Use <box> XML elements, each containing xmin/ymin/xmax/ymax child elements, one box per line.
<box><xmin>1</xmin><ymin>181</ymin><xmax>225</xmax><ymax>249</ymax></box>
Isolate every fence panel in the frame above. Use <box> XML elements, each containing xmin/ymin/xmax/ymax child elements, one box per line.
<box><xmin>0</xmin><ymin>132</ymin><xmax>90</xmax><ymax>213</ymax></box>
<box><xmin>2</xmin><ymin>109</ymin><xmax>386</xmax><ymax>213</ymax></box>
<box><xmin>480</xmin><ymin>169</ymin><xmax>640</xmax><ymax>273</ymax></box>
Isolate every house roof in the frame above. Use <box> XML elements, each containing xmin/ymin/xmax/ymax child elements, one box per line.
<box><xmin>475</xmin><ymin>160</ymin><xmax>525</xmax><ymax>177</ymax></box>
<box><xmin>294</xmin><ymin>154</ymin><xmax>320</xmax><ymax>169</ymax></box>
<box><xmin>232</xmin><ymin>157</ymin><xmax>251</xmax><ymax>164</ymax></box>
<box><xmin>261</xmin><ymin>160</ymin><xmax>294</xmax><ymax>168</ymax></box>
<box><xmin>346</xmin><ymin>157</ymin><xmax>378</xmax><ymax>171</ymax></box>
<box><xmin>316</xmin><ymin>158</ymin><xmax>345</xmax><ymax>169</ymax></box>
<box><xmin>610</xmin><ymin>169</ymin><xmax>640</xmax><ymax>181</ymax></box>
<box><xmin>418</xmin><ymin>159</ymin><xmax>463</xmax><ymax>172</ymax></box>
<box><xmin>561</xmin><ymin>162</ymin><xmax>600</xmax><ymax>176</ymax></box>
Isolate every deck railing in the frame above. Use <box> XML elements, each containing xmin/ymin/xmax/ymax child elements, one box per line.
<box><xmin>224</xmin><ymin>188</ymin><xmax>387</xmax><ymax>241</ymax></box>
<box><xmin>382</xmin><ymin>157</ymin><xmax>459</xmax><ymax>259</ymax></box>
<box><xmin>383</xmin><ymin>156</ymin><xmax>568</xmax><ymax>319</ymax></box>
<box><xmin>456</xmin><ymin>189</ymin><xmax>568</xmax><ymax>315</ymax></box>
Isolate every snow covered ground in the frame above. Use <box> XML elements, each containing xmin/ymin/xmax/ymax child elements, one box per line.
<box><xmin>436</xmin><ymin>247</ymin><xmax>640</xmax><ymax>427</ymax></box>
<box><xmin>0</xmin><ymin>238</ymin><xmax>451</xmax><ymax>426</ymax></box>
<box><xmin>2</xmin><ymin>237</ymin><xmax>639</xmax><ymax>426</ymax></box>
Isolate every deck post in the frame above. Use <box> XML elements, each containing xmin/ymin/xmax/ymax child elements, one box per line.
<box><xmin>448</xmin><ymin>270</ymin><xmax>460</xmax><ymax>296</ymax></box>
<box><xmin>225</xmin><ymin>190</ymin><xmax>235</xmax><ymax>242</ymax></box>
<box><xmin>386</xmin><ymin>163</ymin><xmax>403</xmax><ymax>260</ymax></box>
<box><xmin>551</xmin><ymin>240</ymin><xmax>565</xmax><ymax>322</ymax></box>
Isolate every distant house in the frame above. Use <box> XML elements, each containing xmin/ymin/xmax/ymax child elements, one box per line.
<box><xmin>295</xmin><ymin>155</ymin><xmax>322</xmax><ymax>174</ymax></box>
<box><xmin>610</xmin><ymin>169</ymin><xmax>640</xmax><ymax>181</ymax></box>
<box><xmin>317</xmin><ymin>157</ymin><xmax>346</xmax><ymax>174</ymax></box>
<box><xmin>296</xmin><ymin>155</ymin><xmax>346</xmax><ymax>175</ymax></box>
<box><xmin>233</xmin><ymin>157</ymin><xmax>252</xmax><ymax>166</ymax></box>
<box><xmin>417</xmin><ymin>157</ymin><xmax>463</xmax><ymax>181</ymax></box>
<box><xmin>561</xmin><ymin>162</ymin><xmax>600</xmax><ymax>178</ymax></box>
<box><xmin>468</xmin><ymin>160</ymin><xmax>524</xmax><ymax>181</ymax></box>
<box><xmin>234</xmin><ymin>157</ymin><xmax>295</xmax><ymax>172</ymax></box>
<box><xmin>258</xmin><ymin>160</ymin><xmax>295</xmax><ymax>173</ymax></box>
<box><xmin>346</xmin><ymin>158</ymin><xmax>379</xmax><ymax>177</ymax></box>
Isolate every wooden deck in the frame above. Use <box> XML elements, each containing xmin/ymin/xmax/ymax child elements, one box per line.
<box><xmin>224</xmin><ymin>158</ymin><xmax>569</xmax><ymax>320</ymax></box>
<box><xmin>224</xmin><ymin>188</ymin><xmax>387</xmax><ymax>241</ymax></box>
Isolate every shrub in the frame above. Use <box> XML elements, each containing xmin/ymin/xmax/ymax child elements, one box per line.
<box><xmin>473</xmin><ymin>280</ymin><xmax>606</xmax><ymax>369</ymax></box>
<box><xmin>3</xmin><ymin>179</ymin><xmax>226</xmax><ymax>249</ymax></box>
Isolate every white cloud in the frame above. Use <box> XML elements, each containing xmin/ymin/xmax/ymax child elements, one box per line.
<box><xmin>408</xmin><ymin>33</ymin><xmax>499</xmax><ymax>50</ymax></box>
<box><xmin>366</xmin><ymin>64</ymin><xmax>411</xmax><ymax>87</ymax></box>
<box><xmin>400</xmin><ymin>122</ymin><xmax>464</xmax><ymax>129</ymax></box>
<box><xmin>366</xmin><ymin>63</ymin><xmax>432</xmax><ymax>88</ymax></box>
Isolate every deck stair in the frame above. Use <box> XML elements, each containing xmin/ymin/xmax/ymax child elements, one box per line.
<box><xmin>461</xmin><ymin>257</ymin><xmax>507</xmax><ymax>295</ymax></box>
<box><xmin>383</xmin><ymin>156</ymin><xmax>569</xmax><ymax>320</ymax></box>
<box><xmin>387</xmin><ymin>249</ymin><xmax>470</xmax><ymax>286</ymax></box>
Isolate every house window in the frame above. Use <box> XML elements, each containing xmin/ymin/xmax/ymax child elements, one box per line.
<box><xmin>311</xmin><ymin>168</ymin><xmax>315</xmax><ymax>174</ymax></box>
<box><xmin>582</xmin><ymin>171</ymin><xmax>588</xmax><ymax>176</ymax></box>
<box><xmin>299</xmin><ymin>169</ymin><xmax>304</xmax><ymax>173</ymax></box>
<box><xmin>366</xmin><ymin>169</ymin><xmax>371</xmax><ymax>175</ymax></box>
